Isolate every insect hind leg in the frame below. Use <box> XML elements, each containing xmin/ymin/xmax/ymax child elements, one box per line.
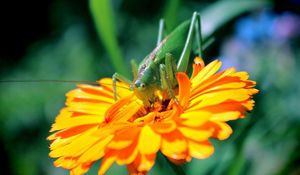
<box><xmin>177</xmin><ymin>12</ymin><xmax>203</xmax><ymax>72</ymax></box>
<box><xmin>156</xmin><ymin>19</ymin><xmax>165</xmax><ymax>46</ymax></box>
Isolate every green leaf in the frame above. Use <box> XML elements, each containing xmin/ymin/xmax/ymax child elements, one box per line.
<box><xmin>228</xmin><ymin>146</ymin><xmax>246</xmax><ymax>175</ymax></box>
<box><xmin>89</xmin><ymin>0</ymin><xmax>129</xmax><ymax>78</ymax></box>
<box><xmin>164</xmin><ymin>0</ymin><xmax>181</xmax><ymax>32</ymax></box>
<box><xmin>201</xmin><ymin>0</ymin><xmax>271</xmax><ymax>40</ymax></box>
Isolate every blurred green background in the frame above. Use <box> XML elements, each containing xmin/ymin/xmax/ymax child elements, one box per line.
<box><xmin>0</xmin><ymin>0</ymin><xmax>300</xmax><ymax>174</ymax></box>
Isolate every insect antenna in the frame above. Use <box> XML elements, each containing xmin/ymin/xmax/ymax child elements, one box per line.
<box><xmin>0</xmin><ymin>80</ymin><xmax>99</xmax><ymax>84</ymax></box>
<box><xmin>0</xmin><ymin>79</ymin><xmax>132</xmax><ymax>90</ymax></box>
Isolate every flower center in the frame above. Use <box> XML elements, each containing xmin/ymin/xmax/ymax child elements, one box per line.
<box><xmin>130</xmin><ymin>98</ymin><xmax>174</xmax><ymax>125</ymax></box>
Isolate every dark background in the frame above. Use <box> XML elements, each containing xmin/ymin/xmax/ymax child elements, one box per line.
<box><xmin>0</xmin><ymin>0</ymin><xmax>300</xmax><ymax>174</ymax></box>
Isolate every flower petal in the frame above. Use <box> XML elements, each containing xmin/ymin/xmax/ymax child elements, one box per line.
<box><xmin>67</xmin><ymin>102</ymin><xmax>110</xmax><ymax>115</ymax></box>
<box><xmin>161</xmin><ymin>130</ymin><xmax>187</xmax><ymax>159</ymax></box>
<box><xmin>98</xmin><ymin>78</ymin><xmax>132</xmax><ymax>98</ymax></box>
<box><xmin>67</xmin><ymin>86</ymin><xmax>114</xmax><ymax>104</ymax></box>
<box><xmin>54</xmin><ymin>157</ymin><xmax>78</xmax><ymax>169</ymax></box>
<box><xmin>188</xmin><ymin>140</ymin><xmax>214</xmax><ymax>159</ymax></box>
<box><xmin>78</xmin><ymin>135</ymin><xmax>113</xmax><ymax>163</ymax></box>
<box><xmin>49</xmin><ymin>127</ymin><xmax>100</xmax><ymax>158</ymax></box>
<box><xmin>104</xmin><ymin>95</ymin><xmax>137</xmax><ymax>123</ymax></box>
<box><xmin>111</xmin><ymin>100</ymin><xmax>142</xmax><ymax>122</ymax></box>
<box><xmin>132</xmin><ymin>153</ymin><xmax>156</xmax><ymax>172</ymax></box>
<box><xmin>138</xmin><ymin>125</ymin><xmax>161</xmax><ymax>155</ymax></box>
<box><xmin>178</xmin><ymin>127</ymin><xmax>212</xmax><ymax>142</ymax></box>
<box><xmin>191</xmin><ymin>60</ymin><xmax>222</xmax><ymax>86</ymax></box>
<box><xmin>178</xmin><ymin>111</ymin><xmax>211</xmax><ymax>127</ymax></box>
<box><xmin>51</xmin><ymin>115</ymin><xmax>104</xmax><ymax>131</ymax></box>
<box><xmin>71</xmin><ymin>162</ymin><xmax>94</xmax><ymax>175</ymax></box>
<box><xmin>151</xmin><ymin>120</ymin><xmax>176</xmax><ymax>134</ymax></box>
<box><xmin>193</xmin><ymin>101</ymin><xmax>247</xmax><ymax>121</ymax></box>
<box><xmin>98</xmin><ymin>152</ymin><xmax>116</xmax><ymax>175</ymax></box>
<box><xmin>115</xmin><ymin>139</ymin><xmax>139</xmax><ymax>165</ymax></box>
<box><xmin>49</xmin><ymin>125</ymin><xmax>96</xmax><ymax>140</ymax></box>
<box><xmin>108</xmin><ymin>127</ymin><xmax>140</xmax><ymax>150</ymax></box>
<box><xmin>191</xmin><ymin>57</ymin><xmax>205</xmax><ymax>79</ymax></box>
<box><xmin>176</xmin><ymin>72</ymin><xmax>191</xmax><ymax>107</ymax></box>
<box><xmin>191</xmin><ymin>68</ymin><xmax>236</xmax><ymax>95</ymax></box>
<box><xmin>203</xmin><ymin>121</ymin><xmax>233</xmax><ymax>140</ymax></box>
<box><xmin>211</xmin><ymin>111</ymin><xmax>241</xmax><ymax>121</ymax></box>
<box><xmin>189</xmin><ymin>89</ymin><xmax>257</xmax><ymax>110</ymax></box>
<box><xmin>127</xmin><ymin>163</ymin><xmax>147</xmax><ymax>175</ymax></box>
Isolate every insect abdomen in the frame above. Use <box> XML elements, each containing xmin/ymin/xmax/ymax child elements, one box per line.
<box><xmin>156</xmin><ymin>20</ymin><xmax>191</xmax><ymax>63</ymax></box>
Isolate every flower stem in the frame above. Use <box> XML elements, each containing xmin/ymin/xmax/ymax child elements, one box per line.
<box><xmin>89</xmin><ymin>0</ymin><xmax>130</xmax><ymax>78</ymax></box>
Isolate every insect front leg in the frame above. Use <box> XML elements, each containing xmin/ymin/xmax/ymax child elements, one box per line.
<box><xmin>112</xmin><ymin>73</ymin><xmax>132</xmax><ymax>101</ymax></box>
<box><xmin>165</xmin><ymin>53</ymin><xmax>177</xmax><ymax>87</ymax></box>
<box><xmin>177</xmin><ymin>12</ymin><xmax>203</xmax><ymax>72</ymax></box>
<box><xmin>159</xmin><ymin>53</ymin><xmax>179</xmax><ymax>105</ymax></box>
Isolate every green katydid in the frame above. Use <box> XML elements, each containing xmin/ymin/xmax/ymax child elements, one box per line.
<box><xmin>0</xmin><ymin>12</ymin><xmax>210</xmax><ymax>108</ymax></box>
<box><xmin>113</xmin><ymin>12</ymin><xmax>212</xmax><ymax>107</ymax></box>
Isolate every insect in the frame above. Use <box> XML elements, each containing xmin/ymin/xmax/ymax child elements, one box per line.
<box><xmin>112</xmin><ymin>12</ymin><xmax>212</xmax><ymax>107</ymax></box>
<box><xmin>1</xmin><ymin>12</ymin><xmax>213</xmax><ymax>108</ymax></box>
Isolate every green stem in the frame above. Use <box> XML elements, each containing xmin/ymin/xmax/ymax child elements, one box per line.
<box><xmin>164</xmin><ymin>0</ymin><xmax>181</xmax><ymax>32</ymax></box>
<box><xmin>89</xmin><ymin>0</ymin><xmax>129</xmax><ymax>78</ymax></box>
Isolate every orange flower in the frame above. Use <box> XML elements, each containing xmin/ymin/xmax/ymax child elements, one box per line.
<box><xmin>48</xmin><ymin>58</ymin><xmax>258</xmax><ymax>175</ymax></box>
